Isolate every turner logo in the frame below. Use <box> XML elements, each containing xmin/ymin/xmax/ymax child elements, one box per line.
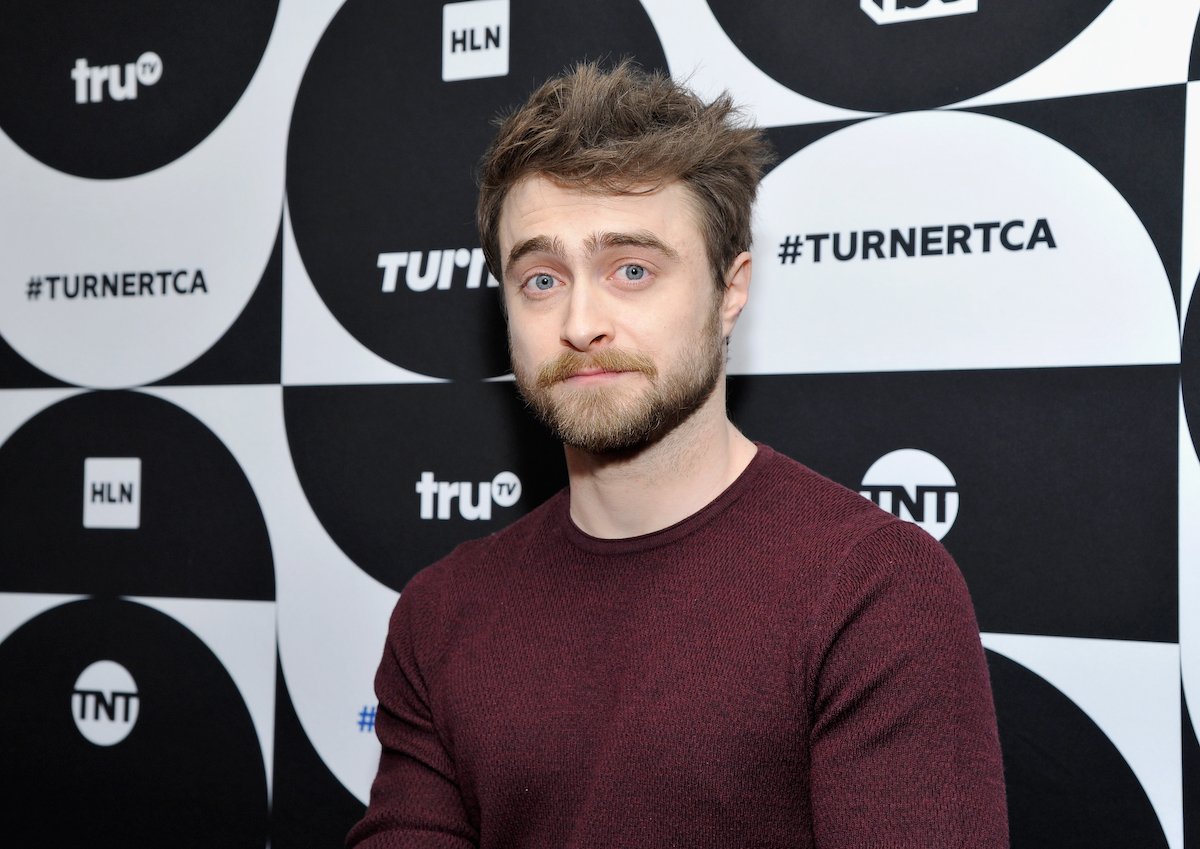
<box><xmin>416</xmin><ymin>470</ymin><xmax>521</xmax><ymax>520</ymax></box>
<box><xmin>83</xmin><ymin>457</ymin><xmax>141</xmax><ymax>530</ymax></box>
<box><xmin>861</xmin><ymin>0</ymin><xmax>978</xmax><ymax>26</ymax></box>
<box><xmin>776</xmin><ymin>218</ymin><xmax>1055</xmax><ymax>265</ymax></box>
<box><xmin>72</xmin><ymin>660</ymin><xmax>140</xmax><ymax>746</ymax></box>
<box><xmin>859</xmin><ymin>449</ymin><xmax>958</xmax><ymax>540</ymax></box>
<box><xmin>442</xmin><ymin>0</ymin><xmax>509</xmax><ymax>82</ymax></box>
<box><xmin>71</xmin><ymin>52</ymin><xmax>163</xmax><ymax>104</ymax></box>
<box><xmin>378</xmin><ymin>248</ymin><xmax>498</xmax><ymax>292</ymax></box>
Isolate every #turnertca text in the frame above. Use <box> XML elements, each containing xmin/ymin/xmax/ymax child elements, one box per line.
<box><xmin>778</xmin><ymin>218</ymin><xmax>1056</xmax><ymax>265</ymax></box>
<box><xmin>26</xmin><ymin>270</ymin><xmax>208</xmax><ymax>301</ymax></box>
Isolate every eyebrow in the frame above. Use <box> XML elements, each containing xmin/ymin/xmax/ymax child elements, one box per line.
<box><xmin>585</xmin><ymin>230</ymin><xmax>681</xmax><ymax>262</ymax></box>
<box><xmin>506</xmin><ymin>235</ymin><xmax>567</xmax><ymax>273</ymax></box>
<box><xmin>504</xmin><ymin>230</ymin><xmax>681</xmax><ymax>276</ymax></box>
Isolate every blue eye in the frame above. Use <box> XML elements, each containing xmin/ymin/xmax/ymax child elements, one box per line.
<box><xmin>529</xmin><ymin>273</ymin><xmax>555</xmax><ymax>290</ymax></box>
<box><xmin>620</xmin><ymin>264</ymin><xmax>647</xmax><ymax>281</ymax></box>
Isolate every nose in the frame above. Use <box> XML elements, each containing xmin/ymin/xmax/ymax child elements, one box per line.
<box><xmin>561</xmin><ymin>280</ymin><xmax>612</xmax><ymax>352</ymax></box>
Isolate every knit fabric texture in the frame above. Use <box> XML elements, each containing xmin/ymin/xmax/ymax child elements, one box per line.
<box><xmin>348</xmin><ymin>444</ymin><xmax>1009</xmax><ymax>848</ymax></box>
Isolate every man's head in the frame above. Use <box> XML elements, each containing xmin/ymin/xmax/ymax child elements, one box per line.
<box><xmin>477</xmin><ymin>60</ymin><xmax>773</xmax><ymax>290</ymax></box>
<box><xmin>479</xmin><ymin>62</ymin><xmax>772</xmax><ymax>455</ymax></box>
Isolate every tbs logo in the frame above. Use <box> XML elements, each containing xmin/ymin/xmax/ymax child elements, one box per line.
<box><xmin>416</xmin><ymin>470</ymin><xmax>521</xmax><ymax>520</ymax></box>
<box><xmin>72</xmin><ymin>52</ymin><xmax>162</xmax><ymax>103</ymax></box>
<box><xmin>859</xmin><ymin>449</ymin><xmax>958</xmax><ymax>540</ymax></box>
<box><xmin>861</xmin><ymin>0</ymin><xmax>978</xmax><ymax>26</ymax></box>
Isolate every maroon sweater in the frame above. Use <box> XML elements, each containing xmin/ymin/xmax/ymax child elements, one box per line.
<box><xmin>349</xmin><ymin>445</ymin><xmax>1008</xmax><ymax>847</ymax></box>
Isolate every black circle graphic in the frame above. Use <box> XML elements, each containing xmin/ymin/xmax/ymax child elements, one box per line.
<box><xmin>987</xmin><ymin>651</ymin><xmax>1168</xmax><ymax>848</ymax></box>
<box><xmin>0</xmin><ymin>598</ymin><xmax>268</xmax><ymax>847</ymax></box>
<box><xmin>1185</xmin><ymin>274</ymin><xmax>1199</xmax><ymax>458</ymax></box>
<box><xmin>284</xmin><ymin>382</ymin><xmax>564</xmax><ymax>591</ymax></box>
<box><xmin>706</xmin><ymin>0</ymin><xmax>1109</xmax><ymax>112</ymax></box>
<box><xmin>0</xmin><ymin>0</ymin><xmax>278</xmax><ymax>179</ymax></box>
<box><xmin>286</xmin><ymin>0</ymin><xmax>667</xmax><ymax>380</ymax></box>
<box><xmin>0</xmin><ymin>390</ymin><xmax>273</xmax><ymax>599</ymax></box>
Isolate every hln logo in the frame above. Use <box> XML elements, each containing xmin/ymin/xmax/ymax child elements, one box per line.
<box><xmin>442</xmin><ymin>0</ymin><xmax>509</xmax><ymax>82</ymax></box>
<box><xmin>83</xmin><ymin>457</ymin><xmax>141</xmax><ymax>529</ymax></box>
<box><xmin>71</xmin><ymin>51</ymin><xmax>162</xmax><ymax>103</ymax></box>
<box><xmin>861</xmin><ymin>0</ymin><xmax>978</xmax><ymax>26</ymax></box>
<box><xmin>72</xmin><ymin>660</ymin><xmax>140</xmax><ymax>746</ymax></box>
<box><xmin>859</xmin><ymin>449</ymin><xmax>958</xmax><ymax>541</ymax></box>
<box><xmin>416</xmin><ymin>470</ymin><xmax>521</xmax><ymax>520</ymax></box>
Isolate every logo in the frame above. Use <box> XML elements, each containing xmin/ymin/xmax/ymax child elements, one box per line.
<box><xmin>83</xmin><ymin>457</ymin><xmax>141</xmax><ymax>530</ymax></box>
<box><xmin>442</xmin><ymin>0</ymin><xmax>509</xmax><ymax>82</ymax></box>
<box><xmin>416</xmin><ymin>470</ymin><xmax>521</xmax><ymax>520</ymax></box>
<box><xmin>25</xmin><ymin>268</ymin><xmax>209</xmax><ymax>303</ymax></box>
<box><xmin>378</xmin><ymin>248</ymin><xmax>497</xmax><ymax>292</ymax></box>
<box><xmin>706</xmin><ymin>0</ymin><xmax>1101</xmax><ymax>111</ymax></box>
<box><xmin>72</xmin><ymin>660</ymin><xmax>140</xmax><ymax>746</ymax></box>
<box><xmin>777</xmin><ymin>218</ymin><xmax>1055</xmax><ymax>265</ymax></box>
<box><xmin>287</xmin><ymin>0</ymin><xmax>665</xmax><ymax>380</ymax></box>
<box><xmin>861</xmin><ymin>0</ymin><xmax>978</xmax><ymax>26</ymax></box>
<box><xmin>71</xmin><ymin>52</ymin><xmax>162</xmax><ymax>104</ymax></box>
<box><xmin>859</xmin><ymin>449</ymin><xmax>958</xmax><ymax>540</ymax></box>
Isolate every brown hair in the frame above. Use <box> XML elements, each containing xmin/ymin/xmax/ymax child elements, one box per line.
<box><xmin>476</xmin><ymin>60</ymin><xmax>774</xmax><ymax>290</ymax></box>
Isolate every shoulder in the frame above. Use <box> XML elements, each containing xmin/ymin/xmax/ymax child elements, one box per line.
<box><xmin>408</xmin><ymin>487</ymin><xmax>566</xmax><ymax>592</ymax></box>
<box><xmin>745</xmin><ymin>444</ymin><xmax>971</xmax><ymax>613</ymax></box>
<box><xmin>737</xmin><ymin>444</ymin><xmax>901</xmax><ymax>565</ymax></box>
<box><xmin>384</xmin><ymin>488</ymin><xmax>566</xmax><ymax>664</ymax></box>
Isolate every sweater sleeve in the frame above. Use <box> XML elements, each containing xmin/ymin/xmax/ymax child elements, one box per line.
<box><xmin>807</xmin><ymin>520</ymin><xmax>1008</xmax><ymax>848</ymax></box>
<box><xmin>346</xmin><ymin>567</ymin><xmax>478</xmax><ymax>849</ymax></box>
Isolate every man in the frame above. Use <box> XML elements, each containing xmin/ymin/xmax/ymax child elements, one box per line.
<box><xmin>348</xmin><ymin>61</ymin><xmax>1008</xmax><ymax>848</ymax></box>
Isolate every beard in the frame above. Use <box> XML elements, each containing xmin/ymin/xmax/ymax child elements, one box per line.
<box><xmin>511</xmin><ymin>307</ymin><xmax>724</xmax><ymax>455</ymax></box>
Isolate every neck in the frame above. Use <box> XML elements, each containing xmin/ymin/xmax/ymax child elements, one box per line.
<box><xmin>563</xmin><ymin>382</ymin><xmax>757</xmax><ymax>538</ymax></box>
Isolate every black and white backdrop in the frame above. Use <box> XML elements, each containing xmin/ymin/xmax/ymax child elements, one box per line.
<box><xmin>0</xmin><ymin>1</ymin><xmax>1195</xmax><ymax>845</ymax></box>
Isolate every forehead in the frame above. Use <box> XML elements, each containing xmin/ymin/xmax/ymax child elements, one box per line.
<box><xmin>498</xmin><ymin>175</ymin><xmax>702</xmax><ymax>255</ymax></box>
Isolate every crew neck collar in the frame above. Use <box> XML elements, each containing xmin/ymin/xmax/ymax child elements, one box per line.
<box><xmin>556</xmin><ymin>443</ymin><xmax>773</xmax><ymax>556</ymax></box>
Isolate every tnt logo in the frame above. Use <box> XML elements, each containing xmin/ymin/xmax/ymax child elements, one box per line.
<box><xmin>442</xmin><ymin>0</ymin><xmax>509</xmax><ymax>82</ymax></box>
<box><xmin>72</xmin><ymin>660</ymin><xmax>140</xmax><ymax>746</ymax></box>
<box><xmin>416</xmin><ymin>470</ymin><xmax>521</xmax><ymax>520</ymax></box>
<box><xmin>378</xmin><ymin>248</ymin><xmax>498</xmax><ymax>293</ymax></box>
<box><xmin>83</xmin><ymin>457</ymin><xmax>141</xmax><ymax>529</ymax></box>
<box><xmin>859</xmin><ymin>449</ymin><xmax>958</xmax><ymax>540</ymax></box>
<box><xmin>71</xmin><ymin>52</ymin><xmax>163</xmax><ymax>103</ymax></box>
<box><xmin>861</xmin><ymin>0</ymin><xmax>978</xmax><ymax>25</ymax></box>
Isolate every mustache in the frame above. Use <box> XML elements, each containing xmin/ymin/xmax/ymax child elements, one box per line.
<box><xmin>535</xmin><ymin>348</ymin><xmax>658</xmax><ymax>389</ymax></box>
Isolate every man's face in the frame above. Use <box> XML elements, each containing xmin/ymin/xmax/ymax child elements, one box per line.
<box><xmin>498</xmin><ymin>175</ymin><xmax>740</xmax><ymax>454</ymax></box>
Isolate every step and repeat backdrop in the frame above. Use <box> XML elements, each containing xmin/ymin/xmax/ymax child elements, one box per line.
<box><xmin>0</xmin><ymin>0</ymin><xmax>1197</xmax><ymax>845</ymax></box>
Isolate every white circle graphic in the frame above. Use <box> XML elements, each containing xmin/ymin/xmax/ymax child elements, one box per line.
<box><xmin>490</xmin><ymin>470</ymin><xmax>522</xmax><ymax>507</ymax></box>
<box><xmin>860</xmin><ymin>448</ymin><xmax>958</xmax><ymax>541</ymax></box>
<box><xmin>71</xmin><ymin>659</ymin><xmax>140</xmax><ymax>746</ymax></box>
<box><xmin>135</xmin><ymin>51</ymin><xmax>163</xmax><ymax>87</ymax></box>
<box><xmin>732</xmin><ymin>110</ymin><xmax>1178</xmax><ymax>376</ymax></box>
<box><xmin>0</xmin><ymin>25</ymin><xmax>288</xmax><ymax>387</ymax></box>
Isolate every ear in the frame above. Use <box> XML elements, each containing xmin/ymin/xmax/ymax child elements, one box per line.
<box><xmin>720</xmin><ymin>251</ymin><xmax>752</xmax><ymax>338</ymax></box>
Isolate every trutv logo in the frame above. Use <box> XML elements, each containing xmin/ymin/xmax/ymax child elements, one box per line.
<box><xmin>378</xmin><ymin>248</ymin><xmax>498</xmax><ymax>292</ymax></box>
<box><xmin>861</xmin><ymin>0</ymin><xmax>978</xmax><ymax>25</ymax></box>
<box><xmin>417</xmin><ymin>470</ymin><xmax>521</xmax><ymax>520</ymax></box>
<box><xmin>859</xmin><ymin>449</ymin><xmax>958</xmax><ymax>540</ymax></box>
<box><xmin>442</xmin><ymin>0</ymin><xmax>509</xmax><ymax>82</ymax></box>
<box><xmin>72</xmin><ymin>52</ymin><xmax>162</xmax><ymax>103</ymax></box>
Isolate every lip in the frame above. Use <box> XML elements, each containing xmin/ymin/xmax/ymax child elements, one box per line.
<box><xmin>564</xmin><ymin>368</ymin><xmax>630</xmax><ymax>383</ymax></box>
